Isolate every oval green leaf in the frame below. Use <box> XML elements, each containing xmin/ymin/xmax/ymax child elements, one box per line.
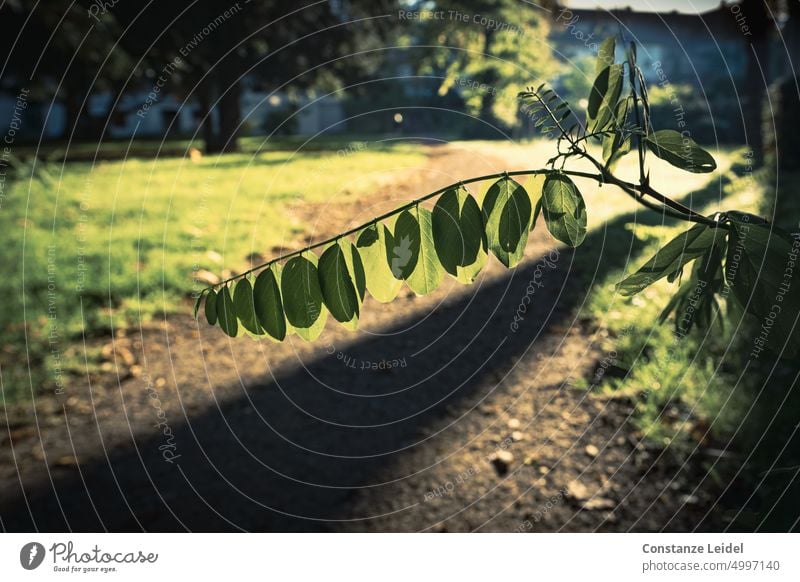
<box><xmin>217</xmin><ymin>285</ymin><xmax>239</xmax><ymax>337</ymax></box>
<box><xmin>233</xmin><ymin>277</ymin><xmax>262</xmax><ymax>336</ymax></box>
<box><xmin>587</xmin><ymin>63</ymin><xmax>624</xmax><ymax>132</ymax></box>
<box><xmin>482</xmin><ymin>177</ymin><xmax>532</xmax><ymax>268</ymax></box>
<box><xmin>204</xmin><ymin>289</ymin><xmax>218</xmax><ymax>326</ymax></box>
<box><xmin>542</xmin><ymin>173</ymin><xmax>587</xmax><ymax>248</ymax></box>
<box><xmin>281</xmin><ymin>254</ymin><xmax>325</xmax><ymax>329</ymax></box>
<box><xmin>645</xmin><ymin>129</ymin><xmax>716</xmax><ymax>173</ymax></box>
<box><xmin>356</xmin><ymin>223</ymin><xmax>402</xmax><ymax>303</ymax></box>
<box><xmin>394</xmin><ymin>207</ymin><xmax>444</xmax><ymax>295</ymax></box>
<box><xmin>253</xmin><ymin>265</ymin><xmax>287</xmax><ymax>342</ymax></box>
<box><xmin>617</xmin><ymin>223</ymin><xmax>718</xmax><ymax>296</ymax></box>
<box><xmin>319</xmin><ymin>241</ymin><xmax>360</xmax><ymax>327</ymax></box>
<box><xmin>432</xmin><ymin>186</ymin><xmax>485</xmax><ymax>277</ymax></box>
<box><xmin>192</xmin><ymin>293</ymin><xmax>203</xmax><ymax>320</ymax></box>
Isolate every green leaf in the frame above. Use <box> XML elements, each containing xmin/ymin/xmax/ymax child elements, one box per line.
<box><xmin>659</xmin><ymin>236</ymin><xmax>726</xmax><ymax>334</ymax></box>
<box><xmin>281</xmin><ymin>254</ymin><xmax>326</xmax><ymax>333</ymax></box>
<box><xmin>482</xmin><ymin>177</ymin><xmax>532</xmax><ymax>268</ymax></box>
<box><xmin>356</xmin><ymin>223</ymin><xmax>402</xmax><ymax>303</ymax></box>
<box><xmin>527</xmin><ymin>174</ymin><xmax>545</xmax><ymax>231</ymax></box>
<box><xmin>390</xmin><ymin>210</ymin><xmax>418</xmax><ymax>280</ymax></box>
<box><xmin>232</xmin><ymin>277</ymin><xmax>262</xmax><ymax>336</ymax></box>
<box><xmin>253</xmin><ymin>265</ymin><xmax>287</xmax><ymax>342</ymax></box>
<box><xmin>602</xmin><ymin>99</ymin><xmax>631</xmax><ymax>169</ymax></box>
<box><xmin>645</xmin><ymin>130</ymin><xmax>716</xmax><ymax>173</ymax></box>
<box><xmin>587</xmin><ymin>64</ymin><xmax>624</xmax><ymax>132</ymax></box>
<box><xmin>393</xmin><ymin>207</ymin><xmax>444</xmax><ymax>295</ymax></box>
<box><xmin>725</xmin><ymin>212</ymin><xmax>800</xmax><ymax>356</ymax></box>
<box><xmin>217</xmin><ymin>285</ymin><xmax>239</xmax><ymax>337</ymax></box>
<box><xmin>193</xmin><ymin>293</ymin><xmax>203</xmax><ymax>320</ymax></box>
<box><xmin>341</xmin><ymin>239</ymin><xmax>366</xmax><ymax>302</ymax></box>
<box><xmin>596</xmin><ymin>37</ymin><xmax>616</xmax><ymax>73</ymax></box>
<box><xmin>541</xmin><ymin>173</ymin><xmax>587</xmax><ymax>247</ymax></box>
<box><xmin>318</xmin><ymin>240</ymin><xmax>361</xmax><ymax>329</ymax></box>
<box><xmin>617</xmin><ymin>223</ymin><xmax>719</xmax><ymax>296</ymax></box>
<box><xmin>204</xmin><ymin>289</ymin><xmax>218</xmax><ymax>326</ymax></box>
<box><xmin>432</xmin><ymin>186</ymin><xmax>485</xmax><ymax>279</ymax></box>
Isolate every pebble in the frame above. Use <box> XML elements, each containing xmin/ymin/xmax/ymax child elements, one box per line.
<box><xmin>490</xmin><ymin>450</ymin><xmax>514</xmax><ymax>476</ymax></box>
<box><xmin>583</xmin><ymin>497</ymin><xmax>615</xmax><ymax>511</ymax></box>
<box><xmin>585</xmin><ymin>444</ymin><xmax>600</xmax><ymax>457</ymax></box>
<box><xmin>567</xmin><ymin>480</ymin><xmax>590</xmax><ymax>501</ymax></box>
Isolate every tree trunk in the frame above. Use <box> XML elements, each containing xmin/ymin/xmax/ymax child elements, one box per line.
<box><xmin>478</xmin><ymin>28</ymin><xmax>498</xmax><ymax>132</ymax></box>
<box><xmin>203</xmin><ymin>69</ymin><xmax>242</xmax><ymax>154</ymax></box>
<box><xmin>740</xmin><ymin>0</ymin><xmax>772</xmax><ymax>167</ymax></box>
<box><xmin>216</xmin><ymin>82</ymin><xmax>241</xmax><ymax>153</ymax></box>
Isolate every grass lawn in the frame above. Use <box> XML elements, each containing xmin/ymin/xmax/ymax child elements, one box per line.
<box><xmin>0</xmin><ymin>139</ymin><xmax>425</xmax><ymax>403</ymax></box>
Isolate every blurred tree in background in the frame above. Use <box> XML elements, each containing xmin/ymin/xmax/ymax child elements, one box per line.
<box><xmin>1</xmin><ymin>0</ymin><xmax>400</xmax><ymax>152</ymax></box>
<box><xmin>0</xmin><ymin>0</ymin><xmax>132</xmax><ymax>140</ymax></box>
<box><xmin>116</xmin><ymin>0</ymin><xmax>400</xmax><ymax>153</ymax></box>
<box><xmin>413</xmin><ymin>0</ymin><xmax>558</xmax><ymax>132</ymax></box>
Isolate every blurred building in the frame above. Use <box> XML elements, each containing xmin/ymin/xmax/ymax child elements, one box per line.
<box><xmin>549</xmin><ymin>1</ymin><xmax>751</xmax><ymax>143</ymax></box>
<box><xmin>551</xmin><ymin>2</ymin><xmax>748</xmax><ymax>83</ymax></box>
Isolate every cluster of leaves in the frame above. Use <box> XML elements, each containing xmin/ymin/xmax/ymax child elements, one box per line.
<box><xmin>196</xmin><ymin>172</ymin><xmax>586</xmax><ymax>341</ymax></box>
<box><xmin>196</xmin><ymin>36</ymin><xmax>798</xmax><ymax>358</ymax></box>
<box><xmin>619</xmin><ymin>212</ymin><xmax>800</xmax><ymax>356</ymax></box>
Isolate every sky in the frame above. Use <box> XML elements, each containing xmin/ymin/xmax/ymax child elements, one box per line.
<box><xmin>564</xmin><ymin>0</ymin><xmax>725</xmax><ymax>13</ymax></box>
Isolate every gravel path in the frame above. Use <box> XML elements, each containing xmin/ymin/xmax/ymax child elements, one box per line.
<box><xmin>0</xmin><ymin>144</ymin><xmax>720</xmax><ymax>532</ymax></box>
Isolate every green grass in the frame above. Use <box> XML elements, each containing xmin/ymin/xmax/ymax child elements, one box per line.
<box><xmin>572</xmin><ymin>149</ymin><xmax>765</xmax><ymax>450</ymax></box>
<box><xmin>0</xmin><ymin>140</ymin><xmax>425</xmax><ymax>403</ymax></box>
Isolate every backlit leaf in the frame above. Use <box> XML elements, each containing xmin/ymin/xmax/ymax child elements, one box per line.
<box><xmin>432</xmin><ymin>186</ymin><xmax>485</xmax><ymax>279</ymax></box>
<box><xmin>725</xmin><ymin>212</ymin><xmax>800</xmax><ymax>356</ymax></box>
<box><xmin>319</xmin><ymin>240</ymin><xmax>361</xmax><ymax>329</ymax></box>
<box><xmin>482</xmin><ymin>177</ymin><xmax>532</xmax><ymax>268</ymax></box>
<box><xmin>596</xmin><ymin>37</ymin><xmax>616</xmax><ymax>74</ymax></box>
<box><xmin>393</xmin><ymin>207</ymin><xmax>444</xmax><ymax>295</ymax></box>
<box><xmin>617</xmin><ymin>223</ymin><xmax>719</xmax><ymax>296</ymax></box>
<box><xmin>356</xmin><ymin>223</ymin><xmax>402</xmax><ymax>303</ymax></box>
<box><xmin>281</xmin><ymin>253</ymin><xmax>326</xmax><ymax>338</ymax></box>
<box><xmin>587</xmin><ymin>64</ymin><xmax>624</xmax><ymax>132</ymax></box>
<box><xmin>541</xmin><ymin>173</ymin><xmax>587</xmax><ymax>247</ymax></box>
<box><xmin>645</xmin><ymin>130</ymin><xmax>716</xmax><ymax>173</ymax></box>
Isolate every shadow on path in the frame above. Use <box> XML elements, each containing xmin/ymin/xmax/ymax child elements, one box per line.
<box><xmin>0</xmin><ymin>169</ymin><xmax>735</xmax><ymax>532</ymax></box>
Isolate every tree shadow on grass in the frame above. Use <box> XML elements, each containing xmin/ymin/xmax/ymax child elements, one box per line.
<box><xmin>0</xmin><ymin>167</ymin><xmax>741</xmax><ymax>532</ymax></box>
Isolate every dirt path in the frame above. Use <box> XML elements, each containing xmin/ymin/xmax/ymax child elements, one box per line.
<box><xmin>0</xmin><ymin>144</ymin><xmax>719</xmax><ymax>532</ymax></box>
